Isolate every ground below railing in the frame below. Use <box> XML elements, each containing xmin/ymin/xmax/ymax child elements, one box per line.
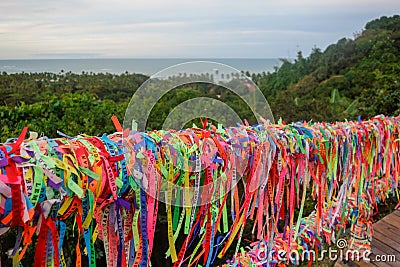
<box><xmin>335</xmin><ymin>210</ymin><xmax>400</xmax><ymax>267</ymax></box>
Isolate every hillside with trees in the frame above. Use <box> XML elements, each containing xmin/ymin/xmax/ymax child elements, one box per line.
<box><xmin>253</xmin><ymin>14</ymin><xmax>400</xmax><ymax>122</ymax></box>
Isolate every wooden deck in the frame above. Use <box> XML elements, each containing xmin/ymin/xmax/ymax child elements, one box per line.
<box><xmin>335</xmin><ymin>209</ymin><xmax>400</xmax><ymax>267</ymax></box>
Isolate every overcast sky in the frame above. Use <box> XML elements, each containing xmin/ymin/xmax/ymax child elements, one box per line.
<box><xmin>0</xmin><ymin>0</ymin><xmax>398</xmax><ymax>59</ymax></box>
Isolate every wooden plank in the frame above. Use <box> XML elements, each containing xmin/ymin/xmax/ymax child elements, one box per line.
<box><xmin>374</xmin><ymin>218</ymin><xmax>399</xmax><ymax>233</ymax></box>
<box><xmin>370</xmin><ymin>217</ymin><xmax>400</xmax><ymax>266</ymax></box>
<box><xmin>335</xmin><ymin>211</ymin><xmax>400</xmax><ymax>267</ymax></box>
<box><xmin>374</xmin><ymin>220</ymin><xmax>400</xmax><ymax>241</ymax></box>
<box><xmin>372</xmin><ymin>234</ymin><xmax>400</xmax><ymax>256</ymax></box>
<box><xmin>370</xmin><ymin>254</ymin><xmax>400</xmax><ymax>267</ymax></box>
<box><xmin>372</xmin><ymin>228</ymin><xmax>400</xmax><ymax>253</ymax></box>
<box><xmin>373</xmin><ymin>220</ymin><xmax>400</xmax><ymax>243</ymax></box>
<box><xmin>334</xmin><ymin>259</ymin><xmax>374</xmax><ymax>267</ymax></box>
<box><xmin>334</xmin><ymin>248</ymin><xmax>379</xmax><ymax>267</ymax></box>
<box><xmin>352</xmin><ymin>259</ymin><xmax>378</xmax><ymax>267</ymax></box>
<box><xmin>370</xmin><ymin>238</ymin><xmax>400</xmax><ymax>266</ymax></box>
<box><xmin>393</xmin><ymin>209</ymin><xmax>400</xmax><ymax>217</ymax></box>
<box><xmin>380</xmin><ymin>212</ymin><xmax>400</xmax><ymax>229</ymax></box>
<box><xmin>334</xmin><ymin>260</ymin><xmax>348</xmax><ymax>267</ymax></box>
<box><xmin>369</xmin><ymin>250</ymin><xmax>393</xmax><ymax>266</ymax></box>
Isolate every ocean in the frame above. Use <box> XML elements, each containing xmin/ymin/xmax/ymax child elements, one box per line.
<box><xmin>0</xmin><ymin>58</ymin><xmax>282</xmax><ymax>75</ymax></box>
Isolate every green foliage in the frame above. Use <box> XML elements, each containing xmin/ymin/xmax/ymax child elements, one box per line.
<box><xmin>146</xmin><ymin>83</ymin><xmax>257</xmax><ymax>130</ymax></box>
<box><xmin>254</xmin><ymin>14</ymin><xmax>400</xmax><ymax>123</ymax></box>
<box><xmin>365</xmin><ymin>15</ymin><xmax>400</xmax><ymax>31</ymax></box>
<box><xmin>0</xmin><ymin>71</ymin><xmax>147</xmax><ymax>106</ymax></box>
<box><xmin>0</xmin><ymin>93</ymin><xmax>127</xmax><ymax>142</ymax></box>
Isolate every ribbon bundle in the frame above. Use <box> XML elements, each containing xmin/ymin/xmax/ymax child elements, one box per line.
<box><xmin>0</xmin><ymin>115</ymin><xmax>399</xmax><ymax>266</ymax></box>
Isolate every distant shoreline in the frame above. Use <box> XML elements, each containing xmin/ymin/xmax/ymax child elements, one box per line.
<box><xmin>0</xmin><ymin>58</ymin><xmax>283</xmax><ymax>75</ymax></box>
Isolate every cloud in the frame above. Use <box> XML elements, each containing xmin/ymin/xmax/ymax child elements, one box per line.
<box><xmin>0</xmin><ymin>0</ymin><xmax>399</xmax><ymax>58</ymax></box>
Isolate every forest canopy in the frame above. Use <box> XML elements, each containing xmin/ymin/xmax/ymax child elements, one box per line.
<box><xmin>0</xmin><ymin>15</ymin><xmax>399</xmax><ymax>142</ymax></box>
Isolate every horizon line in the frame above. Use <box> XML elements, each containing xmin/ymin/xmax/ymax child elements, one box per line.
<box><xmin>0</xmin><ymin>57</ymin><xmax>293</xmax><ymax>61</ymax></box>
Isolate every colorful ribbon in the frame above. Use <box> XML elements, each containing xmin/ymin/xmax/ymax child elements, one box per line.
<box><xmin>0</xmin><ymin>115</ymin><xmax>399</xmax><ymax>266</ymax></box>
